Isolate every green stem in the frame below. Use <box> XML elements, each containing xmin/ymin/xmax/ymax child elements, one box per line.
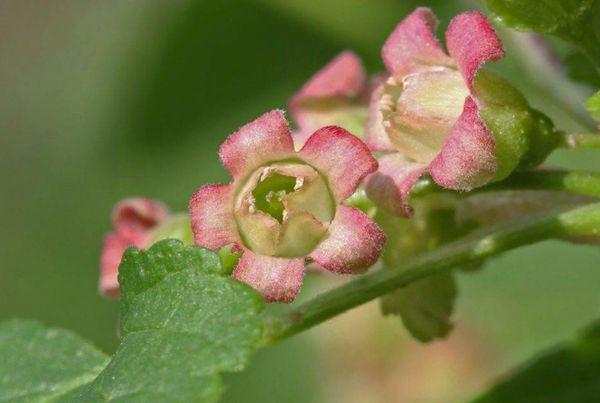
<box><xmin>559</xmin><ymin>132</ymin><xmax>600</xmax><ymax>149</ymax></box>
<box><xmin>412</xmin><ymin>170</ymin><xmax>600</xmax><ymax>200</ymax></box>
<box><xmin>263</xmin><ymin>202</ymin><xmax>600</xmax><ymax>343</ymax></box>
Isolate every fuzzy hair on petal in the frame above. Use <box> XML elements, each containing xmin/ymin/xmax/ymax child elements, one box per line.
<box><xmin>189</xmin><ymin>183</ymin><xmax>239</xmax><ymax>250</ymax></box>
<box><xmin>445</xmin><ymin>11</ymin><xmax>504</xmax><ymax>90</ymax></box>
<box><xmin>310</xmin><ymin>205</ymin><xmax>385</xmax><ymax>274</ymax></box>
<box><xmin>382</xmin><ymin>7</ymin><xmax>454</xmax><ymax>76</ymax></box>
<box><xmin>299</xmin><ymin>126</ymin><xmax>378</xmax><ymax>201</ymax></box>
<box><xmin>219</xmin><ymin>110</ymin><xmax>296</xmax><ymax>177</ymax></box>
<box><xmin>232</xmin><ymin>250</ymin><xmax>305</xmax><ymax>303</ymax></box>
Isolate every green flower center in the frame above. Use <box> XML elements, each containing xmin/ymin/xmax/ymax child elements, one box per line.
<box><xmin>234</xmin><ymin>162</ymin><xmax>335</xmax><ymax>258</ymax></box>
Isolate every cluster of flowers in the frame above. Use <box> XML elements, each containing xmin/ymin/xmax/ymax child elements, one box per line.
<box><xmin>99</xmin><ymin>8</ymin><xmax>557</xmax><ymax>303</ymax></box>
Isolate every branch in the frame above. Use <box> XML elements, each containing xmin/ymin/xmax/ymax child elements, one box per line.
<box><xmin>263</xmin><ymin>202</ymin><xmax>600</xmax><ymax>343</ymax></box>
<box><xmin>559</xmin><ymin>132</ymin><xmax>600</xmax><ymax>149</ymax></box>
<box><xmin>411</xmin><ymin>170</ymin><xmax>600</xmax><ymax>199</ymax></box>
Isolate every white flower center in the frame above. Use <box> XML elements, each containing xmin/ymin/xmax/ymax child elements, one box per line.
<box><xmin>380</xmin><ymin>66</ymin><xmax>469</xmax><ymax>164</ymax></box>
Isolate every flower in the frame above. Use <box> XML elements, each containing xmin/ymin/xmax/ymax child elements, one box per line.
<box><xmin>365</xmin><ymin>8</ymin><xmax>558</xmax><ymax>216</ymax></box>
<box><xmin>99</xmin><ymin>198</ymin><xmax>169</xmax><ymax>297</ymax></box>
<box><xmin>289</xmin><ymin>51</ymin><xmax>380</xmax><ymax>149</ymax></box>
<box><xmin>189</xmin><ymin>110</ymin><xmax>385</xmax><ymax>303</ymax></box>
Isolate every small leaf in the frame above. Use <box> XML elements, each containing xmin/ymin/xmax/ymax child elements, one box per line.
<box><xmin>473</xmin><ymin>319</ymin><xmax>600</xmax><ymax>402</ymax></box>
<box><xmin>381</xmin><ymin>273</ymin><xmax>457</xmax><ymax>342</ymax></box>
<box><xmin>376</xmin><ymin>204</ymin><xmax>464</xmax><ymax>342</ymax></box>
<box><xmin>0</xmin><ymin>319</ymin><xmax>109</xmax><ymax>402</ymax></box>
<box><xmin>585</xmin><ymin>90</ymin><xmax>600</xmax><ymax>120</ymax></box>
<box><xmin>81</xmin><ymin>239</ymin><xmax>265</xmax><ymax>402</ymax></box>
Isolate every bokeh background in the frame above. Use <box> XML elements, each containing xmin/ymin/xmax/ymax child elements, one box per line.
<box><xmin>1</xmin><ymin>1</ymin><xmax>599</xmax><ymax>402</ymax></box>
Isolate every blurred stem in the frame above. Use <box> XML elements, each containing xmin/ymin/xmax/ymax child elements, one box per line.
<box><xmin>499</xmin><ymin>29</ymin><xmax>597</xmax><ymax>131</ymax></box>
<box><xmin>412</xmin><ymin>170</ymin><xmax>600</xmax><ymax>200</ymax></box>
<box><xmin>263</xmin><ymin>202</ymin><xmax>600</xmax><ymax>343</ymax></box>
<box><xmin>559</xmin><ymin>132</ymin><xmax>600</xmax><ymax>149</ymax></box>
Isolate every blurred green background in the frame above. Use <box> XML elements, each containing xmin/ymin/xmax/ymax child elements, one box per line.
<box><xmin>1</xmin><ymin>1</ymin><xmax>599</xmax><ymax>402</ymax></box>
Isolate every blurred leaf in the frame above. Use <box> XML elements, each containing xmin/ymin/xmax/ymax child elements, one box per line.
<box><xmin>487</xmin><ymin>0</ymin><xmax>600</xmax><ymax>71</ymax></box>
<box><xmin>585</xmin><ymin>90</ymin><xmax>600</xmax><ymax>120</ymax></box>
<box><xmin>564</xmin><ymin>52</ymin><xmax>600</xmax><ymax>87</ymax></box>
<box><xmin>486</xmin><ymin>0</ymin><xmax>597</xmax><ymax>38</ymax></box>
<box><xmin>0</xmin><ymin>240</ymin><xmax>265</xmax><ymax>402</ymax></box>
<box><xmin>376</xmin><ymin>201</ymin><xmax>466</xmax><ymax>342</ymax></box>
<box><xmin>381</xmin><ymin>273</ymin><xmax>457</xmax><ymax>342</ymax></box>
<box><xmin>0</xmin><ymin>319</ymin><xmax>109</xmax><ymax>402</ymax></box>
<box><xmin>474</xmin><ymin>319</ymin><xmax>600</xmax><ymax>403</ymax></box>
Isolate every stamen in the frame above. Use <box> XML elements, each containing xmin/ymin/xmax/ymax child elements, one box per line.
<box><xmin>260</xmin><ymin>166</ymin><xmax>274</xmax><ymax>182</ymax></box>
<box><xmin>294</xmin><ymin>177</ymin><xmax>304</xmax><ymax>191</ymax></box>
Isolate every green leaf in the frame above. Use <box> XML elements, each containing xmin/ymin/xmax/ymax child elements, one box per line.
<box><xmin>486</xmin><ymin>0</ymin><xmax>597</xmax><ymax>38</ymax></box>
<box><xmin>473</xmin><ymin>319</ymin><xmax>600</xmax><ymax>403</ymax></box>
<box><xmin>0</xmin><ymin>240</ymin><xmax>265</xmax><ymax>402</ymax></box>
<box><xmin>585</xmin><ymin>90</ymin><xmax>600</xmax><ymax>120</ymax></box>
<box><xmin>487</xmin><ymin>0</ymin><xmax>600</xmax><ymax>69</ymax></box>
<box><xmin>81</xmin><ymin>239</ymin><xmax>265</xmax><ymax>402</ymax></box>
<box><xmin>564</xmin><ymin>52</ymin><xmax>600</xmax><ymax>87</ymax></box>
<box><xmin>375</xmin><ymin>202</ymin><xmax>464</xmax><ymax>342</ymax></box>
<box><xmin>0</xmin><ymin>319</ymin><xmax>109</xmax><ymax>402</ymax></box>
<box><xmin>381</xmin><ymin>273</ymin><xmax>457</xmax><ymax>342</ymax></box>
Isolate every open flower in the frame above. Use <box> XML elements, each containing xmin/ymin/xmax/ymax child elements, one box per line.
<box><xmin>365</xmin><ymin>8</ymin><xmax>558</xmax><ymax>216</ymax></box>
<box><xmin>99</xmin><ymin>198</ymin><xmax>169</xmax><ymax>297</ymax></box>
<box><xmin>289</xmin><ymin>51</ymin><xmax>379</xmax><ymax>149</ymax></box>
<box><xmin>189</xmin><ymin>110</ymin><xmax>385</xmax><ymax>303</ymax></box>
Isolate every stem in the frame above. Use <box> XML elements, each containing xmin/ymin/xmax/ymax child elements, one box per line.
<box><xmin>559</xmin><ymin>132</ymin><xmax>600</xmax><ymax>149</ymax></box>
<box><xmin>263</xmin><ymin>202</ymin><xmax>600</xmax><ymax>343</ymax></box>
<box><xmin>412</xmin><ymin>170</ymin><xmax>600</xmax><ymax>200</ymax></box>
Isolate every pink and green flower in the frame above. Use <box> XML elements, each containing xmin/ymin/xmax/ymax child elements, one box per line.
<box><xmin>189</xmin><ymin>110</ymin><xmax>385</xmax><ymax>302</ymax></box>
<box><xmin>365</xmin><ymin>8</ymin><xmax>558</xmax><ymax>216</ymax></box>
<box><xmin>289</xmin><ymin>51</ymin><xmax>381</xmax><ymax>148</ymax></box>
<box><xmin>99</xmin><ymin>198</ymin><xmax>169</xmax><ymax>297</ymax></box>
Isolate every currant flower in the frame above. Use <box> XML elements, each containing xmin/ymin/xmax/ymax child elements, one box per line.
<box><xmin>99</xmin><ymin>198</ymin><xmax>169</xmax><ymax>297</ymax></box>
<box><xmin>365</xmin><ymin>8</ymin><xmax>558</xmax><ymax>216</ymax></box>
<box><xmin>289</xmin><ymin>51</ymin><xmax>379</xmax><ymax>149</ymax></box>
<box><xmin>189</xmin><ymin>110</ymin><xmax>385</xmax><ymax>303</ymax></box>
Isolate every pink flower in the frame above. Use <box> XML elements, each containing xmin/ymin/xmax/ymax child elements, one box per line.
<box><xmin>365</xmin><ymin>8</ymin><xmax>505</xmax><ymax>216</ymax></box>
<box><xmin>99</xmin><ymin>198</ymin><xmax>168</xmax><ymax>297</ymax></box>
<box><xmin>289</xmin><ymin>51</ymin><xmax>382</xmax><ymax>149</ymax></box>
<box><xmin>189</xmin><ymin>110</ymin><xmax>385</xmax><ymax>303</ymax></box>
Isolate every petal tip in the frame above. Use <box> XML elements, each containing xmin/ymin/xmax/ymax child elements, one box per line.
<box><xmin>218</xmin><ymin>110</ymin><xmax>294</xmax><ymax>177</ymax></box>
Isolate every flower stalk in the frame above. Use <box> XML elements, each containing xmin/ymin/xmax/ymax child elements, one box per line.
<box><xmin>559</xmin><ymin>132</ymin><xmax>600</xmax><ymax>149</ymax></box>
<box><xmin>263</xmin><ymin>202</ymin><xmax>600</xmax><ymax>344</ymax></box>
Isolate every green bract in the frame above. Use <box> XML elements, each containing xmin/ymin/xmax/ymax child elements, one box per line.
<box><xmin>475</xmin><ymin>70</ymin><xmax>560</xmax><ymax>181</ymax></box>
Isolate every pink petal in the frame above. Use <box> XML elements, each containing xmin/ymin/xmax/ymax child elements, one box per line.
<box><xmin>112</xmin><ymin>198</ymin><xmax>168</xmax><ymax>240</ymax></box>
<box><xmin>189</xmin><ymin>183</ymin><xmax>239</xmax><ymax>250</ymax></box>
<box><xmin>290</xmin><ymin>51</ymin><xmax>366</xmax><ymax>116</ymax></box>
<box><xmin>445</xmin><ymin>11</ymin><xmax>504</xmax><ymax>90</ymax></box>
<box><xmin>429</xmin><ymin>96</ymin><xmax>496</xmax><ymax>190</ymax></box>
<box><xmin>310</xmin><ymin>205</ymin><xmax>385</xmax><ymax>274</ymax></box>
<box><xmin>99</xmin><ymin>232</ymin><xmax>148</xmax><ymax>298</ymax></box>
<box><xmin>365</xmin><ymin>154</ymin><xmax>427</xmax><ymax>216</ymax></box>
<box><xmin>299</xmin><ymin>126</ymin><xmax>378</xmax><ymax>201</ymax></box>
<box><xmin>364</xmin><ymin>84</ymin><xmax>397</xmax><ymax>152</ymax></box>
<box><xmin>291</xmin><ymin>129</ymin><xmax>313</xmax><ymax>151</ymax></box>
<box><xmin>382</xmin><ymin>7</ymin><xmax>454</xmax><ymax>76</ymax></box>
<box><xmin>232</xmin><ymin>249</ymin><xmax>305</xmax><ymax>303</ymax></box>
<box><xmin>219</xmin><ymin>110</ymin><xmax>296</xmax><ymax>177</ymax></box>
